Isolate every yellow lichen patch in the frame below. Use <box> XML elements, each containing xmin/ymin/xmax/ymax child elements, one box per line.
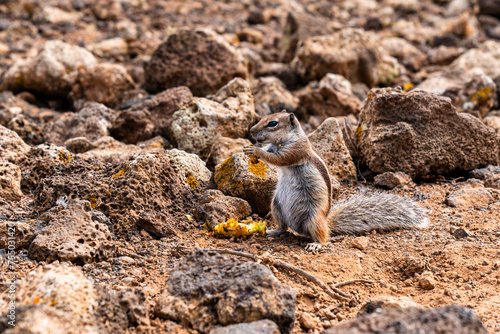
<box><xmin>185</xmin><ymin>171</ymin><xmax>198</xmax><ymax>188</ymax></box>
<box><xmin>50</xmin><ymin>300</ymin><xmax>57</xmax><ymax>307</ymax></box>
<box><xmin>403</xmin><ymin>82</ymin><xmax>414</xmax><ymax>91</ymax></box>
<box><xmin>248</xmin><ymin>158</ymin><xmax>267</xmax><ymax>178</ymax></box>
<box><xmin>213</xmin><ymin>218</ymin><xmax>266</xmax><ymax>238</ymax></box>
<box><xmin>89</xmin><ymin>196</ymin><xmax>97</xmax><ymax>209</ymax></box>
<box><xmin>59</xmin><ymin>151</ymin><xmax>72</xmax><ymax>164</ymax></box>
<box><xmin>214</xmin><ymin>156</ymin><xmax>236</xmax><ymax>189</ymax></box>
<box><xmin>470</xmin><ymin>87</ymin><xmax>492</xmax><ymax>103</ymax></box>
<box><xmin>112</xmin><ymin>169</ymin><xmax>125</xmax><ymax>179</ymax></box>
<box><xmin>33</xmin><ymin>297</ymin><xmax>40</xmax><ymax>305</ymax></box>
<box><xmin>355</xmin><ymin>125</ymin><xmax>363</xmax><ymax>146</ymax></box>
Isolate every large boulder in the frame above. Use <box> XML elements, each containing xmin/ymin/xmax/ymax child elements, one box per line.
<box><xmin>144</xmin><ymin>28</ymin><xmax>248</xmax><ymax>96</ymax></box>
<box><xmin>171</xmin><ymin>78</ymin><xmax>257</xmax><ymax>160</ymax></box>
<box><xmin>0</xmin><ymin>40</ymin><xmax>97</xmax><ymax>98</ymax></box>
<box><xmin>291</xmin><ymin>29</ymin><xmax>386</xmax><ymax>86</ymax></box>
<box><xmin>154</xmin><ymin>248</ymin><xmax>296</xmax><ymax>334</ymax></box>
<box><xmin>357</xmin><ymin>87</ymin><xmax>500</xmax><ymax>178</ymax></box>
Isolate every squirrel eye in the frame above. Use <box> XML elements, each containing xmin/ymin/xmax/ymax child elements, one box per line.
<box><xmin>266</xmin><ymin>121</ymin><xmax>278</xmax><ymax>128</ymax></box>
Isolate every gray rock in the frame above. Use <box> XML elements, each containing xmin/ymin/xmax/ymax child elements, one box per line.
<box><xmin>445</xmin><ymin>180</ymin><xmax>493</xmax><ymax>208</ymax></box>
<box><xmin>171</xmin><ymin>78</ymin><xmax>257</xmax><ymax>159</ymax></box>
<box><xmin>325</xmin><ymin>305</ymin><xmax>487</xmax><ymax>334</ymax></box>
<box><xmin>308</xmin><ymin>117</ymin><xmax>356</xmax><ymax>183</ymax></box>
<box><xmin>28</xmin><ymin>200</ymin><xmax>114</xmax><ymax>263</ymax></box>
<box><xmin>154</xmin><ymin>248</ymin><xmax>296</xmax><ymax>334</ymax></box>
<box><xmin>144</xmin><ymin>28</ymin><xmax>248</xmax><ymax>96</ymax></box>
<box><xmin>43</xmin><ymin>102</ymin><xmax>116</xmax><ymax>145</ymax></box>
<box><xmin>0</xmin><ymin>40</ymin><xmax>97</xmax><ymax>98</ymax></box>
<box><xmin>194</xmin><ymin>190</ymin><xmax>252</xmax><ymax>229</ymax></box>
<box><xmin>469</xmin><ymin>165</ymin><xmax>500</xmax><ymax>188</ymax></box>
<box><xmin>209</xmin><ymin>320</ymin><xmax>280</xmax><ymax>334</ymax></box>
<box><xmin>358</xmin><ymin>87</ymin><xmax>500</xmax><ymax>178</ymax></box>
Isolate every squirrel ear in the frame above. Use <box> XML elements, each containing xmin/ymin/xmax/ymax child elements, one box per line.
<box><xmin>289</xmin><ymin>113</ymin><xmax>296</xmax><ymax>128</ymax></box>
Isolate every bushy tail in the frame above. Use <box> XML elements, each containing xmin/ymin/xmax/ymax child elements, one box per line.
<box><xmin>328</xmin><ymin>191</ymin><xmax>429</xmax><ymax>235</ymax></box>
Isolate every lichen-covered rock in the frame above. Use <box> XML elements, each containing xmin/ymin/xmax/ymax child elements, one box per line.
<box><xmin>0</xmin><ymin>160</ymin><xmax>22</xmax><ymax>200</ymax></box>
<box><xmin>144</xmin><ymin>28</ymin><xmax>248</xmax><ymax>96</ymax></box>
<box><xmin>164</xmin><ymin>149</ymin><xmax>212</xmax><ymax>189</ymax></box>
<box><xmin>214</xmin><ymin>153</ymin><xmax>278</xmax><ymax>215</ymax></box>
<box><xmin>28</xmin><ymin>200</ymin><xmax>114</xmax><ymax>263</ymax></box>
<box><xmin>442</xmin><ymin>74</ymin><xmax>497</xmax><ymax>118</ymax></box>
<box><xmin>324</xmin><ymin>305</ymin><xmax>487</xmax><ymax>334</ymax></box>
<box><xmin>358</xmin><ymin>87</ymin><xmax>500</xmax><ymax>178</ymax></box>
<box><xmin>374</xmin><ymin>171</ymin><xmax>413</xmax><ymax>189</ymax></box>
<box><xmin>308</xmin><ymin>117</ymin><xmax>356</xmax><ymax>183</ymax></box>
<box><xmin>0</xmin><ymin>40</ymin><xmax>97</xmax><ymax>98</ymax></box>
<box><xmin>0</xmin><ymin>125</ymin><xmax>30</xmax><ymax>164</ymax></box>
<box><xmin>292</xmin><ymin>29</ymin><xmax>385</xmax><ymax>86</ymax></box>
<box><xmin>194</xmin><ymin>190</ymin><xmax>252</xmax><ymax>229</ymax></box>
<box><xmin>445</xmin><ymin>180</ymin><xmax>493</xmax><ymax>208</ymax></box>
<box><xmin>154</xmin><ymin>248</ymin><xmax>296</xmax><ymax>334</ymax></box>
<box><xmin>209</xmin><ymin>320</ymin><xmax>280</xmax><ymax>334</ymax></box>
<box><xmin>208</xmin><ymin>137</ymin><xmax>252</xmax><ymax>169</ymax></box>
<box><xmin>0</xmin><ymin>219</ymin><xmax>37</xmax><ymax>250</ymax></box>
<box><xmin>171</xmin><ymin>78</ymin><xmax>257</xmax><ymax>159</ymax></box>
<box><xmin>43</xmin><ymin>102</ymin><xmax>116</xmax><ymax>145</ymax></box>
<box><xmin>71</xmin><ymin>63</ymin><xmax>135</xmax><ymax>108</ymax></box>
<box><xmin>111</xmin><ymin>86</ymin><xmax>192</xmax><ymax>143</ymax></box>
<box><xmin>251</xmin><ymin>77</ymin><xmax>297</xmax><ymax>116</ymax></box>
<box><xmin>297</xmin><ymin>73</ymin><xmax>361</xmax><ymax>122</ymax></box>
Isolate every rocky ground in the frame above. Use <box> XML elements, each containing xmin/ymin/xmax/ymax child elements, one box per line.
<box><xmin>0</xmin><ymin>0</ymin><xmax>500</xmax><ymax>333</ymax></box>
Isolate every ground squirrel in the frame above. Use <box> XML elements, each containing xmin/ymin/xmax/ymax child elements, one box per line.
<box><xmin>243</xmin><ymin>111</ymin><xmax>429</xmax><ymax>251</ymax></box>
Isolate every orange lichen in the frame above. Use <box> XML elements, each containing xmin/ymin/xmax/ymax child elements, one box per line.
<box><xmin>112</xmin><ymin>169</ymin><xmax>125</xmax><ymax>179</ymax></box>
<box><xmin>89</xmin><ymin>195</ymin><xmax>97</xmax><ymax>209</ymax></box>
<box><xmin>50</xmin><ymin>300</ymin><xmax>57</xmax><ymax>307</ymax></box>
<box><xmin>33</xmin><ymin>297</ymin><xmax>40</xmax><ymax>304</ymax></box>
<box><xmin>214</xmin><ymin>156</ymin><xmax>235</xmax><ymax>189</ymax></box>
<box><xmin>470</xmin><ymin>87</ymin><xmax>492</xmax><ymax>103</ymax></box>
<box><xmin>213</xmin><ymin>218</ymin><xmax>266</xmax><ymax>238</ymax></box>
<box><xmin>355</xmin><ymin>125</ymin><xmax>363</xmax><ymax>146</ymax></box>
<box><xmin>403</xmin><ymin>83</ymin><xmax>414</xmax><ymax>91</ymax></box>
<box><xmin>185</xmin><ymin>172</ymin><xmax>198</xmax><ymax>188</ymax></box>
<box><xmin>248</xmin><ymin>158</ymin><xmax>267</xmax><ymax>178</ymax></box>
<box><xmin>59</xmin><ymin>151</ymin><xmax>72</xmax><ymax>164</ymax></box>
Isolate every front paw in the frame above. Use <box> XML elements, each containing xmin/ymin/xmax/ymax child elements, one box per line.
<box><xmin>243</xmin><ymin>145</ymin><xmax>257</xmax><ymax>157</ymax></box>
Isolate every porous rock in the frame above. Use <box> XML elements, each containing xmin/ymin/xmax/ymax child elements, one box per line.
<box><xmin>144</xmin><ymin>28</ymin><xmax>248</xmax><ymax>96</ymax></box>
<box><xmin>28</xmin><ymin>200</ymin><xmax>114</xmax><ymax>263</ymax></box>
<box><xmin>445</xmin><ymin>180</ymin><xmax>493</xmax><ymax>208</ymax></box>
<box><xmin>0</xmin><ymin>125</ymin><xmax>30</xmax><ymax>164</ymax></box>
<box><xmin>71</xmin><ymin>63</ymin><xmax>135</xmax><ymax>108</ymax></box>
<box><xmin>381</xmin><ymin>37</ymin><xmax>427</xmax><ymax>71</ymax></box>
<box><xmin>154</xmin><ymin>248</ymin><xmax>296</xmax><ymax>334</ymax></box>
<box><xmin>136</xmin><ymin>211</ymin><xmax>176</xmax><ymax>238</ymax></box>
<box><xmin>0</xmin><ymin>160</ymin><xmax>23</xmax><ymax>200</ymax></box>
<box><xmin>0</xmin><ymin>219</ymin><xmax>37</xmax><ymax>250</ymax></box>
<box><xmin>374</xmin><ymin>171</ymin><xmax>413</xmax><ymax>189</ymax></box>
<box><xmin>251</xmin><ymin>77</ymin><xmax>297</xmax><ymax>116</ymax></box>
<box><xmin>324</xmin><ymin>305</ymin><xmax>487</xmax><ymax>334</ymax></box>
<box><xmin>164</xmin><ymin>149</ymin><xmax>212</xmax><ymax>189</ymax></box>
<box><xmin>0</xmin><ymin>262</ymin><xmax>100</xmax><ymax>333</ymax></box>
<box><xmin>357</xmin><ymin>87</ymin><xmax>500</xmax><ymax>178</ymax></box>
<box><xmin>483</xmin><ymin>111</ymin><xmax>500</xmax><ymax>134</ymax></box>
<box><xmin>214</xmin><ymin>153</ymin><xmax>278</xmax><ymax>215</ymax></box>
<box><xmin>111</xmin><ymin>86</ymin><xmax>192</xmax><ymax>143</ymax></box>
<box><xmin>209</xmin><ymin>319</ymin><xmax>280</xmax><ymax>334</ymax></box>
<box><xmin>43</xmin><ymin>102</ymin><xmax>116</xmax><ymax>145</ymax></box>
<box><xmin>194</xmin><ymin>189</ymin><xmax>252</xmax><ymax>229</ymax></box>
<box><xmin>308</xmin><ymin>117</ymin><xmax>356</xmax><ymax>183</ymax></box>
<box><xmin>64</xmin><ymin>137</ymin><xmax>96</xmax><ymax>154</ymax></box>
<box><xmin>292</xmin><ymin>29</ymin><xmax>385</xmax><ymax>86</ymax></box>
<box><xmin>0</xmin><ymin>40</ymin><xmax>97</xmax><ymax>98</ymax></box>
<box><xmin>171</xmin><ymin>78</ymin><xmax>257</xmax><ymax>159</ymax></box>
<box><xmin>296</xmin><ymin>74</ymin><xmax>361</xmax><ymax>122</ymax></box>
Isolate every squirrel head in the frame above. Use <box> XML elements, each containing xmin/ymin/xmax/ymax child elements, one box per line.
<box><xmin>248</xmin><ymin>110</ymin><xmax>303</xmax><ymax>147</ymax></box>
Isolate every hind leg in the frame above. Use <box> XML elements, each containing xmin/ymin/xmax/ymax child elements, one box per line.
<box><xmin>305</xmin><ymin>215</ymin><xmax>329</xmax><ymax>252</ymax></box>
<box><xmin>267</xmin><ymin>198</ymin><xmax>288</xmax><ymax>237</ymax></box>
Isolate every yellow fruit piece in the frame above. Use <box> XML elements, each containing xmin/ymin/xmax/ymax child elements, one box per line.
<box><xmin>213</xmin><ymin>218</ymin><xmax>266</xmax><ymax>238</ymax></box>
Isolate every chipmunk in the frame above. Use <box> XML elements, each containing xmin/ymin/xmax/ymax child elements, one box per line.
<box><xmin>243</xmin><ymin>111</ymin><xmax>428</xmax><ymax>251</ymax></box>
